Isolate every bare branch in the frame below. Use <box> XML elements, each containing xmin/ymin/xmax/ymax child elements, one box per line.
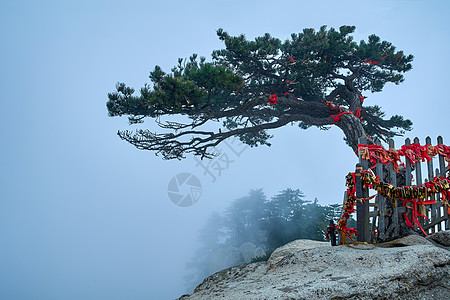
<box><xmin>118</xmin><ymin>111</ymin><xmax>322</xmax><ymax>160</ymax></box>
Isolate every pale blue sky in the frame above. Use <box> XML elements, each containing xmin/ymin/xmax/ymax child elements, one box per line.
<box><xmin>1</xmin><ymin>1</ymin><xmax>449</xmax><ymax>299</ymax></box>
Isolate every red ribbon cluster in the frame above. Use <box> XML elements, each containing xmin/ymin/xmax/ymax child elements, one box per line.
<box><xmin>326</xmin><ymin>102</ymin><xmax>363</xmax><ymax>124</ymax></box>
<box><xmin>403</xmin><ymin>198</ymin><xmax>435</xmax><ymax>235</ymax></box>
<box><xmin>269</xmin><ymin>94</ymin><xmax>277</xmax><ymax>104</ymax></box>
<box><xmin>358</xmin><ymin>144</ymin><xmax>403</xmax><ymax>172</ymax></box>
<box><xmin>400</xmin><ymin>143</ymin><xmax>450</xmax><ymax>164</ymax></box>
<box><xmin>269</xmin><ymin>92</ymin><xmax>302</xmax><ymax>104</ymax></box>
<box><xmin>339</xmin><ymin>170</ymin><xmax>450</xmax><ymax>237</ymax></box>
<box><xmin>337</xmin><ymin>172</ymin><xmax>358</xmax><ymax>241</ymax></box>
<box><xmin>330</xmin><ymin>112</ymin><xmax>353</xmax><ymax>124</ymax></box>
<box><xmin>363</xmin><ymin>59</ymin><xmax>379</xmax><ymax>65</ymax></box>
<box><xmin>337</xmin><ymin>209</ymin><xmax>358</xmax><ymax>242</ymax></box>
<box><xmin>358</xmin><ymin>143</ymin><xmax>450</xmax><ymax>172</ymax></box>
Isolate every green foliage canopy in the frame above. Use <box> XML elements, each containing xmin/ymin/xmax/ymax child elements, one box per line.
<box><xmin>107</xmin><ymin>25</ymin><xmax>413</xmax><ymax>159</ymax></box>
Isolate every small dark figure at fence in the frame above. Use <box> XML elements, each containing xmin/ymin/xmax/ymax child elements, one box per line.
<box><xmin>327</xmin><ymin>220</ymin><xmax>337</xmax><ymax>246</ymax></box>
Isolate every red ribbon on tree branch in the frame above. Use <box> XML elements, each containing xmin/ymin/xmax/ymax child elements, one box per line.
<box><xmin>363</xmin><ymin>55</ymin><xmax>389</xmax><ymax>66</ymax></box>
<box><xmin>327</xmin><ymin>102</ymin><xmax>363</xmax><ymax>124</ymax></box>
<box><xmin>269</xmin><ymin>94</ymin><xmax>277</xmax><ymax>104</ymax></box>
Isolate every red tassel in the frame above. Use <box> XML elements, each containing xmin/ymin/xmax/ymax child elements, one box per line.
<box><xmin>364</xmin><ymin>59</ymin><xmax>378</xmax><ymax>65</ymax></box>
<box><xmin>330</xmin><ymin>112</ymin><xmax>352</xmax><ymax>124</ymax></box>
<box><xmin>269</xmin><ymin>94</ymin><xmax>277</xmax><ymax>104</ymax></box>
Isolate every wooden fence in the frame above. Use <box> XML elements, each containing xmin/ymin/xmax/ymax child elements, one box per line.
<box><xmin>339</xmin><ymin>136</ymin><xmax>449</xmax><ymax>244</ymax></box>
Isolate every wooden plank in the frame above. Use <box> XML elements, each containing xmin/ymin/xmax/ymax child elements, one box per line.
<box><xmin>375</xmin><ymin>139</ymin><xmax>386</xmax><ymax>241</ymax></box>
<box><xmin>414</xmin><ymin>137</ymin><xmax>426</xmax><ymax>228</ymax></box>
<box><xmin>438</xmin><ymin>136</ymin><xmax>446</xmax><ymax>177</ymax></box>
<box><xmin>368</xmin><ymin>140</ymin><xmax>378</xmax><ymax>242</ymax></box>
<box><xmin>389</xmin><ymin>139</ymin><xmax>399</xmax><ymax>237</ymax></box>
<box><xmin>437</xmin><ymin>136</ymin><xmax>450</xmax><ymax>230</ymax></box>
<box><xmin>423</xmin><ymin>215</ymin><xmax>448</xmax><ymax>231</ymax></box>
<box><xmin>359</xmin><ymin>137</ymin><xmax>369</xmax><ymax>170</ymax></box>
<box><xmin>436</xmin><ymin>168</ymin><xmax>442</xmax><ymax>232</ymax></box>
<box><xmin>404</xmin><ymin>138</ymin><xmax>413</xmax><ymax>226</ymax></box>
<box><xmin>414</xmin><ymin>137</ymin><xmax>423</xmax><ymax>185</ymax></box>
<box><xmin>426</xmin><ymin>136</ymin><xmax>436</xmax><ymax>234</ymax></box>
<box><xmin>405</xmin><ymin>138</ymin><xmax>412</xmax><ymax>186</ymax></box>
<box><xmin>369</xmin><ymin>211</ymin><xmax>378</xmax><ymax>218</ymax></box>
<box><xmin>338</xmin><ymin>192</ymin><xmax>346</xmax><ymax>245</ymax></box>
<box><xmin>397</xmin><ymin>207</ymin><xmax>407</xmax><ymax>214</ymax></box>
<box><xmin>370</xmin><ymin>205</ymin><xmax>378</xmax><ymax>243</ymax></box>
<box><xmin>356</xmin><ymin>137</ymin><xmax>370</xmax><ymax>243</ymax></box>
<box><xmin>355</xmin><ymin>163</ymin><xmax>369</xmax><ymax>242</ymax></box>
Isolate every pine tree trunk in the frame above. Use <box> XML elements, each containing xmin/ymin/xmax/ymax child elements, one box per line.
<box><xmin>335</xmin><ymin>113</ymin><xmax>367</xmax><ymax>153</ymax></box>
<box><xmin>378</xmin><ymin>166</ymin><xmax>413</xmax><ymax>242</ymax></box>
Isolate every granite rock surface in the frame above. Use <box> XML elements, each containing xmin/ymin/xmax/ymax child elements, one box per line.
<box><xmin>179</xmin><ymin>233</ymin><xmax>450</xmax><ymax>300</ymax></box>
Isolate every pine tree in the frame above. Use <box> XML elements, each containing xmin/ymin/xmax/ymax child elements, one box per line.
<box><xmin>224</xmin><ymin>189</ymin><xmax>267</xmax><ymax>247</ymax></box>
<box><xmin>107</xmin><ymin>25</ymin><xmax>413</xmax><ymax>159</ymax></box>
<box><xmin>262</xmin><ymin>188</ymin><xmax>308</xmax><ymax>249</ymax></box>
<box><xmin>185</xmin><ymin>188</ymin><xmax>343</xmax><ymax>290</ymax></box>
<box><xmin>197</xmin><ymin>211</ymin><xmax>226</xmax><ymax>252</ymax></box>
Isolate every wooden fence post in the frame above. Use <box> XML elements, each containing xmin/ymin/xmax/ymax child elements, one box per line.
<box><xmin>375</xmin><ymin>139</ymin><xmax>386</xmax><ymax>241</ymax></box>
<box><xmin>356</xmin><ymin>137</ymin><xmax>370</xmax><ymax>242</ymax></box>
<box><xmin>437</xmin><ymin>136</ymin><xmax>450</xmax><ymax>230</ymax></box>
<box><xmin>404</xmin><ymin>138</ymin><xmax>413</xmax><ymax>226</ymax></box>
<box><xmin>339</xmin><ymin>192</ymin><xmax>347</xmax><ymax>245</ymax></box>
<box><xmin>426</xmin><ymin>136</ymin><xmax>437</xmax><ymax>234</ymax></box>
<box><xmin>435</xmin><ymin>167</ymin><xmax>443</xmax><ymax>232</ymax></box>
<box><xmin>385</xmin><ymin>139</ymin><xmax>399</xmax><ymax>239</ymax></box>
<box><xmin>414</xmin><ymin>137</ymin><xmax>426</xmax><ymax>227</ymax></box>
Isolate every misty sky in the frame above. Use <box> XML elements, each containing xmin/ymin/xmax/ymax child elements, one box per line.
<box><xmin>1</xmin><ymin>0</ymin><xmax>450</xmax><ymax>299</ymax></box>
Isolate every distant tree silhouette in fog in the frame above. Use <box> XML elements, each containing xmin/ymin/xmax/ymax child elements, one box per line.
<box><xmin>184</xmin><ymin>188</ymin><xmax>347</xmax><ymax>291</ymax></box>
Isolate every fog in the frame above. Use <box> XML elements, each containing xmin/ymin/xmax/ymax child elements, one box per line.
<box><xmin>1</xmin><ymin>1</ymin><xmax>449</xmax><ymax>299</ymax></box>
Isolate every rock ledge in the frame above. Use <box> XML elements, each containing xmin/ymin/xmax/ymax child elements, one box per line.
<box><xmin>179</xmin><ymin>233</ymin><xmax>450</xmax><ymax>300</ymax></box>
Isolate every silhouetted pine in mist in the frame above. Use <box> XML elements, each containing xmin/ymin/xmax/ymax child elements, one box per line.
<box><xmin>184</xmin><ymin>188</ymin><xmax>349</xmax><ymax>291</ymax></box>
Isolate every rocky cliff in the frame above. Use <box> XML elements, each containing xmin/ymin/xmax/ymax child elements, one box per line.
<box><xmin>179</xmin><ymin>231</ymin><xmax>450</xmax><ymax>299</ymax></box>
